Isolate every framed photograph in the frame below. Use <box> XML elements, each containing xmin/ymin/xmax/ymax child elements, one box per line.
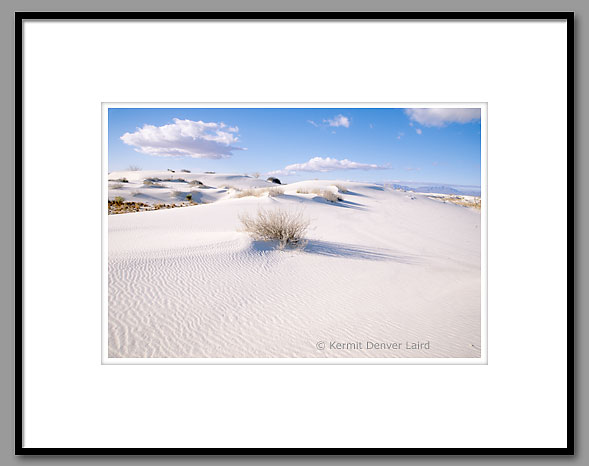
<box><xmin>17</xmin><ymin>12</ymin><xmax>572</xmax><ymax>454</ymax></box>
<box><xmin>103</xmin><ymin>102</ymin><xmax>486</xmax><ymax>363</ymax></box>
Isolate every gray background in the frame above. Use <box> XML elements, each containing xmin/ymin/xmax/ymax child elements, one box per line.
<box><xmin>2</xmin><ymin>0</ymin><xmax>583</xmax><ymax>464</ymax></box>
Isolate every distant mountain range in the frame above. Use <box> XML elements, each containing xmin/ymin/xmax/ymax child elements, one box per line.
<box><xmin>391</xmin><ymin>184</ymin><xmax>481</xmax><ymax>196</ymax></box>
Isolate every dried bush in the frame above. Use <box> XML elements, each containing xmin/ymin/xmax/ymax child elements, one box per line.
<box><xmin>321</xmin><ymin>190</ymin><xmax>342</xmax><ymax>203</ymax></box>
<box><xmin>181</xmin><ymin>169</ymin><xmax>191</xmax><ymax>173</ymax></box>
<box><xmin>143</xmin><ymin>179</ymin><xmax>163</xmax><ymax>187</ymax></box>
<box><xmin>110</xmin><ymin>182</ymin><xmax>123</xmax><ymax>190</ymax></box>
<box><xmin>239</xmin><ymin>208</ymin><xmax>309</xmax><ymax>249</ymax></box>
<box><xmin>268</xmin><ymin>187</ymin><xmax>284</xmax><ymax>197</ymax></box>
<box><xmin>113</xmin><ymin>196</ymin><xmax>125</xmax><ymax>205</ymax></box>
<box><xmin>234</xmin><ymin>188</ymin><xmax>264</xmax><ymax>198</ymax></box>
<box><xmin>333</xmin><ymin>184</ymin><xmax>348</xmax><ymax>193</ymax></box>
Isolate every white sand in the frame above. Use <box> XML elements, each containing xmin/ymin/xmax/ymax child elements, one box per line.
<box><xmin>108</xmin><ymin>171</ymin><xmax>481</xmax><ymax>358</ymax></box>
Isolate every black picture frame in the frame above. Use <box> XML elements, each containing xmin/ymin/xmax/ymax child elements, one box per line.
<box><xmin>15</xmin><ymin>11</ymin><xmax>574</xmax><ymax>456</ymax></box>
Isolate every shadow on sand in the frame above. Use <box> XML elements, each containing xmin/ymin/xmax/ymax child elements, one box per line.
<box><xmin>251</xmin><ymin>239</ymin><xmax>420</xmax><ymax>263</ymax></box>
<box><xmin>303</xmin><ymin>240</ymin><xmax>419</xmax><ymax>263</ymax></box>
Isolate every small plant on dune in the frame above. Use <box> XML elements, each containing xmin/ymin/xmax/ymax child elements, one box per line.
<box><xmin>127</xmin><ymin>165</ymin><xmax>141</xmax><ymax>171</ymax></box>
<box><xmin>167</xmin><ymin>168</ymin><xmax>175</xmax><ymax>173</ymax></box>
<box><xmin>189</xmin><ymin>180</ymin><xmax>207</xmax><ymax>189</ymax></box>
<box><xmin>305</xmin><ymin>188</ymin><xmax>341</xmax><ymax>202</ymax></box>
<box><xmin>234</xmin><ymin>188</ymin><xmax>264</xmax><ymax>198</ymax></box>
<box><xmin>181</xmin><ymin>169</ymin><xmax>191</xmax><ymax>173</ymax></box>
<box><xmin>143</xmin><ymin>179</ymin><xmax>163</xmax><ymax>187</ymax></box>
<box><xmin>113</xmin><ymin>196</ymin><xmax>125</xmax><ymax>205</ymax></box>
<box><xmin>268</xmin><ymin>187</ymin><xmax>284</xmax><ymax>197</ymax></box>
<box><xmin>162</xmin><ymin>177</ymin><xmax>186</xmax><ymax>183</ymax></box>
<box><xmin>321</xmin><ymin>190</ymin><xmax>342</xmax><ymax>203</ymax></box>
<box><xmin>110</xmin><ymin>182</ymin><xmax>123</xmax><ymax>189</ymax></box>
<box><xmin>239</xmin><ymin>208</ymin><xmax>309</xmax><ymax>250</ymax></box>
<box><xmin>296</xmin><ymin>188</ymin><xmax>310</xmax><ymax>194</ymax></box>
<box><xmin>108</xmin><ymin>177</ymin><xmax>128</xmax><ymax>183</ymax></box>
<box><xmin>333</xmin><ymin>184</ymin><xmax>348</xmax><ymax>193</ymax></box>
<box><xmin>186</xmin><ymin>193</ymin><xmax>193</xmax><ymax>201</ymax></box>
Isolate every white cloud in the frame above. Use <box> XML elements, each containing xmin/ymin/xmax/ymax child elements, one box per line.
<box><xmin>268</xmin><ymin>156</ymin><xmax>389</xmax><ymax>176</ymax></box>
<box><xmin>415</xmin><ymin>128</ymin><xmax>422</xmax><ymax>135</ymax></box>
<box><xmin>323</xmin><ymin>114</ymin><xmax>350</xmax><ymax>128</ymax></box>
<box><xmin>120</xmin><ymin>118</ymin><xmax>244</xmax><ymax>158</ymax></box>
<box><xmin>307</xmin><ymin>120</ymin><xmax>319</xmax><ymax>127</ymax></box>
<box><xmin>405</xmin><ymin>108</ymin><xmax>481</xmax><ymax>127</ymax></box>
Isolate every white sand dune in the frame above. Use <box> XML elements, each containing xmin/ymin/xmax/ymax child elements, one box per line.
<box><xmin>108</xmin><ymin>171</ymin><xmax>481</xmax><ymax>359</ymax></box>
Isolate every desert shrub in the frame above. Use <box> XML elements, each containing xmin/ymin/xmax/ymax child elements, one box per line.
<box><xmin>267</xmin><ymin>176</ymin><xmax>281</xmax><ymax>185</ymax></box>
<box><xmin>113</xmin><ymin>196</ymin><xmax>125</xmax><ymax>205</ymax></box>
<box><xmin>189</xmin><ymin>180</ymin><xmax>204</xmax><ymax>186</ymax></box>
<box><xmin>167</xmin><ymin>168</ymin><xmax>175</xmax><ymax>173</ymax></box>
<box><xmin>321</xmin><ymin>190</ymin><xmax>342</xmax><ymax>203</ymax></box>
<box><xmin>333</xmin><ymin>184</ymin><xmax>348</xmax><ymax>193</ymax></box>
<box><xmin>296</xmin><ymin>188</ymin><xmax>310</xmax><ymax>194</ymax></box>
<box><xmin>304</xmin><ymin>188</ymin><xmax>341</xmax><ymax>202</ymax></box>
<box><xmin>239</xmin><ymin>208</ymin><xmax>309</xmax><ymax>249</ymax></box>
<box><xmin>204</xmin><ymin>171</ymin><xmax>215</xmax><ymax>174</ymax></box>
<box><xmin>268</xmin><ymin>187</ymin><xmax>284</xmax><ymax>197</ymax></box>
<box><xmin>109</xmin><ymin>177</ymin><xmax>128</xmax><ymax>183</ymax></box>
<box><xmin>127</xmin><ymin>165</ymin><xmax>141</xmax><ymax>171</ymax></box>
<box><xmin>234</xmin><ymin>188</ymin><xmax>264</xmax><ymax>198</ymax></box>
<box><xmin>161</xmin><ymin>177</ymin><xmax>186</xmax><ymax>183</ymax></box>
<box><xmin>186</xmin><ymin>193</ymin><xmax>193</xmax><ymax>201</ymax></box>
<box><xmin>181</xmin><ymin>169</ymin><xmax>191</xmax><ymax>173</ymax></box>
<box><xmin>110</xmin><ymin>182</ymin><xmax>123</xmax><ymax>189</ymax></box>
<box><xmin>143</xmin><ymin>179</ymin><xmax>163</xmax><ymax>187</ymax></box>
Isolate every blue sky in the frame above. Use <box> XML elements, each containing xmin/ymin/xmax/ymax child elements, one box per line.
<box><xmin>108</xmin><ymin>107</ymin><xmax>481</xmax><ymax>187</ymax></box>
